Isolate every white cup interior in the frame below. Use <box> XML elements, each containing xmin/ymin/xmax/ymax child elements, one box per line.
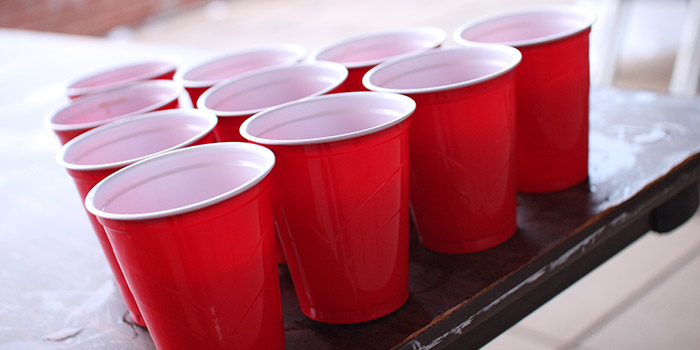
<box><xmin>178</xmin><ymin>44</ymin><xmax>307</xmax><ymax>87</ymax></box>
<box><xmin>363</xmin><ymin>46</ymin><xmax>521</xmax><ymax>94</ymax></box>
<box><xmin>312</xmin><ymin>27</ymin><xmax>446</xmax><ymax>68</ymax></box>
<box><xmin>86</xmin><ymin>143</ymin><xmax>275</xmax><ymax>219</ymax></box>
<box><xmin>198</xmin><ymin>62</ymin><xmax>347</xmax><ymax>116</ymax></box>
<box><xmin>240</xmin><ymin>92</ymin><xmax>415</xmax><ymax>145</ymax></box>
<box><xmin>49</xmin><ymin>80</ymin><xmax>182</xmax><ymax>130</ymax></box>
<box><xmin>67</xmin><ymin>61</ymin><xmax>175</xmax><ymax>96</ymax></box>
<box><xmin>58</xmin><ymin>109</ymin><xmax>217</xmax><ymax>170</ymax></box>
<box><xmin>455</xmin><ymin>6</ymin><xmax>596</xmax><ymax>46</ymax></box>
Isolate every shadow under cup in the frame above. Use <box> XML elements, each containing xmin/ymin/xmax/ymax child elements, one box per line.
<box><xmin>56</xmin><ymin>109</ymin><xmax>218</xmax><ymax>327</ymax></box>
<box><xmin>85</xmin><ymin>143</ymin><xmax>283</xmax><ymax>350</ymax></box>
<box><xmin>454</xmin><ymin>6</ymin><xmax>597</xmax><ymax>193</ymax></box>
<box><xmin>241</xmin><ymin>92</ymin><xmax>415</xmax><ymax>324</ymax></box>
<box><xmin>364</xmin><ymin>45</ymin><xmax>522</xmax><ymax>254</ymax></box>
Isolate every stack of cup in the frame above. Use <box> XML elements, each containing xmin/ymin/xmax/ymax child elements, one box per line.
<box><xmin>47</xmin><ymin>7</ymin><xmax>598</xmax><ymax>346</ymax></box>
<box><xmin>54</xmin><ymin>49</ymin><xmax>317</xmax><ymax>348</ymax></box>
<box><xmin>310</xmin><ymin>27</ymin><xmax>446</xmax><ymax>91</ymax></box>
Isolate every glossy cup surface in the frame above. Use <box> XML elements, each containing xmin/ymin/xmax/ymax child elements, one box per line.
<box><xmin>241</xmin><ymin>92</ymin><xmax>415</xmax><ymax>324</ymax></box>
<box><xmin>455</xmin><ymin>6</ymin><xmax>596</xmax><ymax>192</ymax></box>
<box><xmin>198</xmin><ymin>59</ymin><xmax>349</xmax><ymax>264</ymax></box>
<box><xmin>365</xmin><ymin>45</ymin><xmax>521</xmax><ymax>254</ymax></box>
<box><xmin>198</xmin><ymin>62</ymin><xmax>348</xmax><ymax>264</ymax></box>
<box><xmin>85</xmin><ymin>143</ymin><xmax>283</xmax><ymax>350</ymax></box>
<box><xmin>56</xmin><ymin>109</ymin><xmax>217</xmax><ymax>326</ymax></box>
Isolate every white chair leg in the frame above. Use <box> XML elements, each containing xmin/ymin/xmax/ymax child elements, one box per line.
<box><xmin>669</xmin><ymin>0</ymin><xmax>700</xmax><ymax>96</ymax></box>
<box><xmin>593</xmin><ymin>0</ymin><xmax>634</xmax><ymax>86</ymax></box>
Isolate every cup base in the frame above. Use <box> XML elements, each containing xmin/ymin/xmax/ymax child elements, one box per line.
<box><xmin>300</xmin><ymin>289</ymin><xmax>409</xmax><ymax>324</ymax></box>
<box><xmin>127</xmin><ymin>311</ymin><xmax>147</xmax><ymax>328</ymax></box>
<box><xmin>419</xmin><ymin>226</ymin><xmax>517</xmax><ymax>254</ymax></box>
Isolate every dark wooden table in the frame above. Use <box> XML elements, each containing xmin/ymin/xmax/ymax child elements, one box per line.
<box><xmin>1</xmin><ymin>29</ymin><xmax>699</xmax><ymax>350</ymax></box>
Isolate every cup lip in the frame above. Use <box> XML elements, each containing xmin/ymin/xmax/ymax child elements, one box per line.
<box><xmin>362</xmin><ymin>45</ymin><xmax>522</xmax><ymax>95</ymax></box>
<box><xmin>239</xmin><ymin>91</ymin><xmax>415</xmax><ymax>146</ymax></box>
<box><xmin>174</xmin><ymin>43</ymin><xmax>308</xmax><ymax>88</ymax></box>
<box><xmin>453</xmin><ymin>5</ymin><xmax>597</xmax><ymax>48</ymax></box>
<box><xmin>66</xmin><ymin>61</ymin><xmax>177</xmax><ymax>98</ymax></box>
<box><xmin>56</xmin><ymin>108</ymin><xmax>218</xmax><ymax>171</ymax></box>
<box><xmin>45</xmin><ymin>80</ymin><xmax>184</xmax><ymax>132</ymax></box>
<box><xmin>85</xmin><ymin>142</ymin><xmax>276</xmax><ymax>221</ymax></box>
<box><xmin>196</xmin><ymin>61</ymin><xmax>348</xmax><ymax>117</ymax></box>
<box><xmin>309</xmin><ymin>26</ymin><xmax>447</xmax><ymax>69</ymax></box>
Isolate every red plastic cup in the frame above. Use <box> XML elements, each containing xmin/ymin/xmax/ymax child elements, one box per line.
<box><xmin>454</xmin><ymin>6</ymin><xmax>596</xmax><ymax>192</ymax></box>
<box><xmin>197</xmin><ymin>61</ymin><xmax>347</xmax><ymax>143</ymax></box>
<box><xmin>197</xmin><ymin>59</ymin><xmax>347</xmax><ymax>265</ymax></box>
<box><xmin>56</xmin><ymin>109</ymin><xmax>218</xmax><ymax>326</ymax></box>
<box><xmin>46</xmin><ymin>80</ymin><xmax>184</xmax><ymax>145</ymax></box>
<box><xmin>198</xmin><ymin>62</ymin><xmax>348</xmax><ymax>265</ymax></box>
<box><xmin>66</xmin><ymin>61</ymin><xmax>177</xmax><ymax>100</ymax></box>
<box><xmin>240</xmin><ymin>92</ymin><xmax>415</xmax><ymax>324</ymax></box>
<box><xmin>309</xmin><ymin>27</ymin><xmax>446</xmax><ymax>91</ymax></box>
<box><xmin>84</xmin><ymin>143</ymin><xmax>283</xmax><ymax>350</ymax></box>
<box><xmin>175</xmin><ymin>44</ymin><xmax>307</xmax><ymax>104</ymax></box>
<box><xmin>364</xmin><ymin>45</ymin><xmax>521</xmax><ymax>254</ymax></box>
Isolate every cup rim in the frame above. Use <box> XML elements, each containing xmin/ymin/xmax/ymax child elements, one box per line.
<box><xmin>309</xmin><ymin>26</ymin><xmax>447</xmax><ymax>69</ymax></box>
<box><xmin>66</xmin><ymin>61</ymin><xmax>177</xmax><ymax>98</ymax></box>
<box><xmin>239</xmin><ymin>91</ymin><xmax>415</xmax><ymax>146</ymax></box>
<box><xmin>46</xmin><ymin>80</ymin><xmax>184</xmax><ymax>132</ymax></box>
<box><xmin>362</xmin><ymin>45</ymin><xmax>521</xmax><ymax>95</ymax></box>
<box><xmin>196</xmin><ymin>61</ymin><xmax>348</xmax><ymax>117</ymax></box>
<box><xmin>56</xmin><ymin>109</ymin><xmax>218</xmax><ymax>171</ymax></box>
<box><xmin>85</xmin><ymin>142</ymin><xmax>275</xmax><ymax>221</ymax></box>
<box><xmin>174</xmin><ymin>43</ymin><xmax>308</xmax><ymax>88</ymax></box>
<box><xmin>453</xmin><ymin>5</ymin><xmax>597</xmax><ymax>48</ymax></box>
